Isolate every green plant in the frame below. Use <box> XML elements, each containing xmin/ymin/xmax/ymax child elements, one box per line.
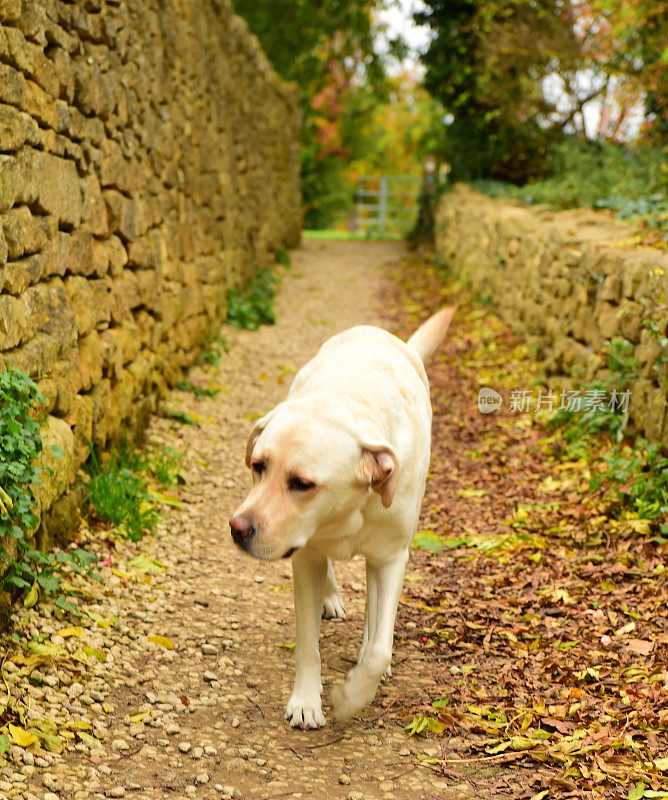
<box><xmin>176</xmin><ymin>380</ymin><xmax>220</xmax><ymax>398</ymax></box>
<box><xmin>274</xmin><ymin>247</ymin><xmax>291</xmax><ymax>267</ymax></box>
<box><xmin>0</xmin><ymin>366</ymin><xmax>95</xmax><ymax>601</ymax></box>
<box><xmin>227</xmin><ymin>268</ymin><xmax>277</xmax><ymax>331</ymax></box>
<box><xmin>198</xmin><ymin>349</ymin><xmax>222</xmax><ymax>366</ymax></box>
<box><xmin>162</xmin><ymin>407</ymin><xmax>196</xmax><ymax>425</ymax></box>
<box><xmin>473</xmin><ymin>140</ymin><xmax>666</xmax><ymax>231</ymax></box>
<box><xmin>148</xmin><ymin>446</ymin><xmax>183</xmax><ymax>488</ymax></box>
<box><xmin>591</xmin><ymin>441</ymin><xmax>668</xmax><ymax>521</ymax></box>
<box><xmin>84</xmin><ymin>445</ymin><xmax>158</xmax><ymax>543</ymax></box>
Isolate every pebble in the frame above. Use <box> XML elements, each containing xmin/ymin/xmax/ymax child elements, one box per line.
<box><xmin>204</xmin><ymin>745</ymin><xmax>217</xmax><ymax>756</ymax></box>
<box><xmin>191</xmin><ymin>746</ymin><xmax>204</xmax><ymax>759</ymax></box>
<box><xmin>44</xmin><ymin>794</ymin><xmax>59</xmax><ymax>800</ymax></box>
<box><xmin>339</xmin><ymin>774</ymin><xmax>351</xmax><ymax>785</ymax></box>
<box><xmin>165</xmin><ymin>723</ymin><xmax>181</xmax><ymax>735</ymax></box>
<box><xmin>178</xmin><ymin>742</ymin><xmax>192</xmax><ymax>753</ymax></box>
<box><xmin>111</xmin><ymin>739</ymin><xmax>129</xmax><ymax>752</ymax></box>
<box><xmin>348</xmin><ymin>793</ymin><xmax>365</xmax><ymax>800</ymax></box>
<box><xmin>399</xmin><ymin>747</ymin><xmax>411</xmax><ymax>756</ymax></box>
<box><xmin>230</xmin><ymin>717</ymin><xmax>240</xmax><ymax>728</ymax></box>
<box><xmin>196</xmin><ymin>772</ymin><xmax>210</xmax><ymax>784</ymax></box>
<box><xmin>67</xmin><ymin>682</ymin><xmax>85</xmax><ymax>699</ymax></box>
<box><xmin>201</xmin><ymin>644</ymin><xmax>218</xmax><ymax>655</ymax></box>
<box><xmin>108</xmin><ymin>788</ymin><xmax>126</xmax><ymax>798</ymax></box>
<box><xmin>203</xmin><ymin>670</ymin><xmax>217</xmax><ymax>682</ymax></box>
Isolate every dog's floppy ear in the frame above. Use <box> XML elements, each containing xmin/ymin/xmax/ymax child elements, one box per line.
<box><xmin>356</xmin><ymin>442</ymin><xmax>399</xmax><ymax>508</ymax></box>
<box><xmin>245</xmin><ymin>410</ymin><xmax>274</xmax><ymax>467</ymax></box>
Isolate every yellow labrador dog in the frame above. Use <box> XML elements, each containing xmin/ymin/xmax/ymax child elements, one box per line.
<box><xmin>230</xmin><ymin>308</ymin><xmax>454</xmax><ymax>728</ymax></box>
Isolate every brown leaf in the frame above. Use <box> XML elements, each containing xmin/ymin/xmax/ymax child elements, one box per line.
<box><xmin>626</xmin><ymin>638</ymin><xmax>654</xmax><ymax>656</ymax></box>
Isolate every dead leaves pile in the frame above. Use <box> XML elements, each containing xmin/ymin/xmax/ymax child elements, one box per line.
<box><xmin>380</xmin><ymin>259</ymin><xmax>668</xmax><ymax>800</ymax></box>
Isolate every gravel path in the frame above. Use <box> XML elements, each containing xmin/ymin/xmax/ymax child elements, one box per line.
<box><xmin>5</xmin><ymin>240</ymin><xmax>476</xmax><ymax>800</ymax></box>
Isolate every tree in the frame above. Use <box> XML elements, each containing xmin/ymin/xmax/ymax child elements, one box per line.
<box><xmin>232</xmin><ymin>0</ymin><xmax>403</xmax><ymax>227</ymax></box>
<box><xmin>416</xmin><ymin>0</ymin><xmax>598</xmax><ymax>182</ymax></box>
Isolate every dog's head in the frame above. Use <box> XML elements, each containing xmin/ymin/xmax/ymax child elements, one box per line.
<box><xmin>229</xmin><ymin>400</ymin><xmax>398</xmax><ymax>560</ymax></box>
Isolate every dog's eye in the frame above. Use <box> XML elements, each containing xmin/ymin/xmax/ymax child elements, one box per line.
<box><xmin>288</xmin><ymin>476</ymin><xmax>316</xmax><ymax>492</ymax></box>
<box><xmin>251</xmin><ymin>460</ymin><xmax>266</xmax><ymax>476</ymax></box>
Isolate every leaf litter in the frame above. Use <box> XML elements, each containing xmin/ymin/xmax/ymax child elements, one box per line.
<box><xmin>379</xmin><ymin>256</ymin><xmax>667</xmax><ymax>800</ymax></box>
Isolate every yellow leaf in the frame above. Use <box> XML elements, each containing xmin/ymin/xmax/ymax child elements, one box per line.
<box><xmin>23</xmin><ymin>583</ymin><xmax>39</xmax><ymax>609</ymax></box>
<box><xmin>275</xmin><ymin>643</ymin><xmax>295</xmax><ymax>650</ymax></box>
<box><xmin>456</xmin><ymin>488</ymin><xmax>486</xmax><ymax>498</ymax></box>
<box><xmin>147</xmin><ymin>635</ymin><xmax>174</xmax><ymax>650</ymax></box>
<box><xmin>56</xmin><ymin>626</ymin><xmax>84</xmax><ymax>638</ymax></box>
<box><xmin>654</xmin><ymin>757</ymin><xmax>668</xmax><ymax>771</ymax></box>
<box><xmin>65</xmin><ymin>721</ymin><xmax>92</xmax><ymax>730</ymax></box>
<box><xmin>530</xmin><ymin>792</ymin><xmax>549</xmax><ymax>800</ymax></box>
<box><xmin>8</xmin><ymin>724</ymin><xmax>37</xmax><ymax>748</ymax></box>
<box><xmin>129</xmin><ymin>711</ymin><xmax>150</xmax><ymax>724</ymax></box>
<box><xmin>626</xmin><ymin>519</ymin><xmax>651</xmax><ymax>535</ymax></box>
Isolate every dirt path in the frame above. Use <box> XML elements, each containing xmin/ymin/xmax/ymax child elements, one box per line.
<box><xmin>15</xmin><ymin>240</ymin><xmax>472</xmax><ymax>800</ymax></box>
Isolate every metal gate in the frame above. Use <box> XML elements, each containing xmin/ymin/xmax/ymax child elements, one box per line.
<box><xmin>354</xmin><ymin>175</ymin><xmax>420</xmax><ymax>236</ymax></box>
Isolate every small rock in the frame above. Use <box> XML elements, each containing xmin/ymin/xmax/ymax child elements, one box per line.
<box><xmin>201</xmin><ymin>644</ymin><xmax>218</xmax><ymax>655</ymax></box>
<box><xmin>238</xmin><ymin>747</ymin><xmax>256</xmax><ymax>759</ymax></box>
<box><xmin>165</xmin><ymin>723</ymin><xmax>181</xmax><ymax>735</ymax></box>
<box><xmin>44</xmin><ymin>794</ymin><xmax>59</xmax><ymax>800</ymax></box>
<box><xmin>196</xmin><ymin>772</ymin><xmax>210</xmax><ymax>784</ymax></box>
<box><xmin>111</xmin><ymin>739</ymin><xmax>129</xmax><ymax>752</ymax></box>
<box><xmin>230</xmin><ymin>717</ymin><xmax>240</xmax><ymax>728</ymax></box>
<box><xmin>348</xmin><ymin>793</ymin><xmax>365</xmax><ymax>800</ymax></box>
<box><xmin>204</xmin><ymin>745</ymin><xmax>217</xmax><ymax>757</ymax></box>
<box><xmin>67</xmin><ymin>681</ymin><xmax>85</xmax><ymax>699</ymax></box>
<box><xmin>185</xmin><ymin>786</ymin><xmax>196</xmax><ymax>796</ymax></box>
<box><xmin>108</xmin><ymin>788</ymin><xmax>126</xmax><ymax>798</ymax></box>
<box><xmin>178</xmin><ymin>742</ymin><xmax>192</xmax><ymax>753</ymax></box>
<box><xmin>339</xmin><ymin>774</ymin><xmax>351</xmax><ymax>785</ymax></box>
<box><xmin>191</xmin><ymin>746</ymin><xmax>203</xmax><ymax>759</ymax></box>
<box><xmin>203</xmin><ymin>671</ymin><xmax>217</xmax><ymax>682</ymax></box>
<box><xmin>399</xmin><ymin>747</ymin><xmax>410</xmax><ymax>756</ymax></box>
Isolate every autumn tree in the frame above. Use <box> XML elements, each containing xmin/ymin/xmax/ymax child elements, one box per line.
<box><xmin>232</xmin><ymin>0</ymin><xmax>405</xmax><ymax>227</ymax></box>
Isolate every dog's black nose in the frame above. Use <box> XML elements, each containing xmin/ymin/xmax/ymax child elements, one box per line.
<box><xmin>230</xmin><ymin>515</ymin><xmax>256</xmax><ymax>548</ymax></box>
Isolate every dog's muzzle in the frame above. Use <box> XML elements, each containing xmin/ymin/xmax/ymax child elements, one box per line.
<box><xmin>230</xmin><ymin>514</ymin><xmax>256</xmax><ymax>551</ymax></box>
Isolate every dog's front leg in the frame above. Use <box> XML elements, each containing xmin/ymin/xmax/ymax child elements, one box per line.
<box><xmin>332</xmin><ymin>551</ymin><xmax>407</xmax><ymax>721</ymax></box>
<box><xmin>286</xmin><ymin>547</ymin><xmax>327</xmax><ymax>729</ymax></box>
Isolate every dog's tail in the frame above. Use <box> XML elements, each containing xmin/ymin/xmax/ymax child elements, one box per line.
<box><xmin>406</xmin><ymin>306</ymin><xmax>456</xmax><ymax>362</ymax></box>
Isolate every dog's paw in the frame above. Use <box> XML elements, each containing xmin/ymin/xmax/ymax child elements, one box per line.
<box><xmin>322</xmin><ymin>592</ymin><xmax>346</xmax><ymax>620</ymax></box>
<box><xmin>285</xmin><ymin>694</ymin><xmax>326</xmax><ymax>729</ymax></box>
<box><xmin>331</xmin><ymin>669</ymin><xmax>378</xmax><ymax>722</ymax></box>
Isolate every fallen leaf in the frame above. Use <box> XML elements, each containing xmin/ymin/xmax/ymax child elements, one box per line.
<box><xmin>626</xmin><ymin>638</ymin><xmax>654</xmax><ymax>656</ymax></box>
<box><xmin>56</xmin><ymin>626</ymin><xmax>84</xmax><ymax>638</ymax></box>
<box><xmin>147</xmin><ymin>635</ymin><xmax>174</xmax><ymax>650</ymax></box>
<box><xmin>8</xmin><ymin>724</ymin><xmax>37</xmax><ymax>748</ymax></box>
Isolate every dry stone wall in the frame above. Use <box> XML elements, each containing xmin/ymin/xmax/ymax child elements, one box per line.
<box><xmin>436</xmin><ymin>185</ymin><xmax>668</xmax><ymax>446</ymax></box>
<box><xmin>0</xmin><ymin>0</ymin><xmax>300</xmax><ymax>557</ymax></box>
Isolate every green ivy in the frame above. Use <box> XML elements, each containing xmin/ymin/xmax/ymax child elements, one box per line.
<box><xmin>0</xmin><ymin>366</ymin><xmax>95</xmax><ymax>602</ymax></box>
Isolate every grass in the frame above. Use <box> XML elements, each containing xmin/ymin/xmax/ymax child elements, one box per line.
<box><xmin>84</xmin><ymin>441</ymin><xmax>183</xmax><ymax>542</ymax></box>
<box><xmin>302</xmin><ymin>229</ymin><xmax>403</xmax><ymax>241</ymax></box>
